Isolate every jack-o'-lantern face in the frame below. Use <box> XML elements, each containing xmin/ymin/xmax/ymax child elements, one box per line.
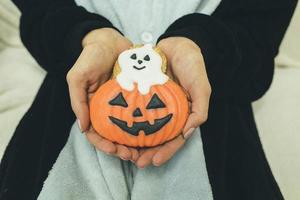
<box><xmin>90</xmin><ymin>80</ymin><xmax>189</xmax><ymax>147</ymax></box>
<box><xmin>108</xmin><ymin>92</ymin><xmax>172</xmax><ymax>136</ymax></box>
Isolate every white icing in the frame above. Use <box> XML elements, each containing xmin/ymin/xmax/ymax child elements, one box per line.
<box><xmin>116</xmin><ymin>44</ymin><xmax>169</xmax><ymax>95</ymax></box>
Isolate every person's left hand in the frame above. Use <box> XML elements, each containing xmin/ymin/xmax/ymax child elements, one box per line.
<box><xmin>135</xmin><ymin>37</ymin><xmax>211</xmax><ymax>168</ymax></box>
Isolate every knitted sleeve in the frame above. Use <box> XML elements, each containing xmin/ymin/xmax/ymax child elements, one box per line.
<box><xmin>158</xmin><ymin>0</ymin><xmax>298</xmax><ymax>102</ymax></box>
<box><xmin>12</xmin><ymin>0</ymin><xmax>120</xmax><ymax>74</ymax></box>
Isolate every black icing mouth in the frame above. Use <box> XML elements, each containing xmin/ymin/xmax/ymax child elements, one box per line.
<box><xmin>133</xmin><ymin>65</ymin><xmax>146</xmax><ymax>70</ymax></box>
<box><xmin>109</xmin><ymin>114</ymin><xmax>173</xmax><ymax>136</ymax></box>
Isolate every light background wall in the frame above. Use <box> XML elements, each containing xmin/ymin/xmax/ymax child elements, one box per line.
<box><xmin>0</xmin><ymin>0</ymin><xmax>299</xmax><ymax>199</ymax></box>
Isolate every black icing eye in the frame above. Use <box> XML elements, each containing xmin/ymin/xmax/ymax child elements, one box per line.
<box><xmin>144</xmin><ymin>55</ymin><xmax>150</xmax><ymax>61</ymax></box>
<box><xmin>109</xmin><ymin>92</ymin><xmax>128</xmax><ymax>107</ymax></box>
<box><xmin>130</xmin><ymin>53</ymin><xmax>137</xmax><ymax>60</ymax></box>
<box><xmin>146</xmin><ymin>93</ymin><xmax>166</xmax><ymax>109</ymax></box>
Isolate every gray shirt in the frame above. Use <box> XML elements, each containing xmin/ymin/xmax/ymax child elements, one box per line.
<box><xmin>74</xmin><ymin>0</ymin><xmax>221</xmax><ymax>44</ymax></box>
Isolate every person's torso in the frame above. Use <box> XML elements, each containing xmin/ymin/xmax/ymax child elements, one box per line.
<box><xmin>74</xmin><ymin>0</ymin><xmax>221</xmax><ymax>44</ymax></box>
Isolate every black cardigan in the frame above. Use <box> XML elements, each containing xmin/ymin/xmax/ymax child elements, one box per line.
<box><xmin>0</xmin><ymin>0</ymin><xmax>297</xmax><ymax>199</ymax></box>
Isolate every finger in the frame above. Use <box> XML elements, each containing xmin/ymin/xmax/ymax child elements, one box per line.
<box><xmin>116</xmin><ymin>144</ymin><xmax>132</xmax><ymax>161</ymax></box>
<box><xmin>135</xmin><ymin>146</ymin><xmax>160</xmax><ymax>169</ymax></box>
<box><xmin>183</xmin><ymin>78</ymin><xmax>211</xmax><ymax>134</ymax></box>
<box><xmin>85</xmin><ymin>129</ymin><xmax>117</xmax><ymax>154</ymax></box>
<box><xmin>87</xmin><ymin>82</ymin><xmax>101</xmax><ymax>100</ymax></box>
<box><xmin>87</xmin><ymin>81</ymin><xmax>100</xmax><ymax>94</ymax></box>
<box><xmin>138</xmin><ymin>149</ymin><xmax>146</xmax><ymax>155</ymax></box>
<box><xmin>87</xmin><ymin>73</ymin><xmax>112</xmax><ymax>100</ymax></box>
<box><xmin>67</xmin><ymin>72</ymin><xmax>90</xmax><ymax>132</ymax></box>
<box><xmin>152</xmin><ymin>136</ymin><xmax>185</xmax><ymax>166</ymax></box>
<box><xmin>188</xmin><ymin>101</ymin><xmax>192</xmax><ymax>112</ymax></box>
<box><xmin>128</xmin><ymin>147</ymin><xmax>139</xmax><ymax>162</ymax></box>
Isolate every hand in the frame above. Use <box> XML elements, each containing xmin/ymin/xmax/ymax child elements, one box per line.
<box><xmin>135</xmin><ymin>37</ymin><xmax>211</xmax><ymax>168</ymax></box>
<box><xmin>67</xmin><ymin>28</ymin><xmax>139</xmax><ymax>161</ymax></box>
<box><xmin>85</xmin><ymin>127</ymin><xmax>139</xmax><ymax>161</ymax></box>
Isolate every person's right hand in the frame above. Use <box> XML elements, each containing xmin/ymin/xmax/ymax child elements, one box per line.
<box><xmin>67</xmin><ymin>28</ymin><xmax>139</xmax><ymax>161</ymax></box>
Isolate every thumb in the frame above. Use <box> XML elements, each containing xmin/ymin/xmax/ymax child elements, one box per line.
<box><xmin>182</xmin><ymin>81</ymin><xmax>210</xmax><ymax>138</ymax></box>
<box><xmin>67</xmin><ymin>73</ymin><xmax>90</xmax><ymax>132</ymax></box>
<box><xmin>182</xmin><ymin>113</ymin><xmax>205</xmax><ymax>139</ymax></box>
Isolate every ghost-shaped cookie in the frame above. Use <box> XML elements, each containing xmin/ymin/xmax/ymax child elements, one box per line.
<box><xmin>116</xmin><ymin>44</ymin><xmax>169</xmax><ymax>95</ymax></box>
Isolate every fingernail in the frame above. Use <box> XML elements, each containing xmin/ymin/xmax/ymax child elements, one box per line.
<box><xmin>77</xmin><ymin>119</ymin><xmax>83</xmax><ymax>133</ymax></box>
<box><xmin>183</xmin><ymin>127</ymin><xmax>195</xmax><ymax>139</ymax></box>
<box><xmin>130</xmin><ymin>160</ymin><xmax>135</xmax><ymax>163</ymax></box>
<box><xmin>120</xmin><ymin>156</ymin><xmax>127</xmax><ymax>161</ymax></box>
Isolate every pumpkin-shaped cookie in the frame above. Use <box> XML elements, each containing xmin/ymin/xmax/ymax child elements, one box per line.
<box><xmin>90</xmin><ymin>44</ymin><xmax>189</xmax><ymax>147</ymax></box>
